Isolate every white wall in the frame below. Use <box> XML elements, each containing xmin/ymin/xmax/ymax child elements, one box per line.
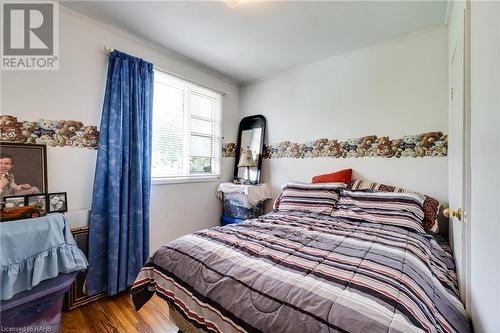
<box><xmin>469</xmin><ymin>2</ymin><xmax>500</xmax><ymax>332</ymax></box>
<box><xmin>240</xmin><ymin>27</ymin><xmax>449</xmax><ymax>206</ymax></box>
<box><xmin>0</xmin><ymin>7</ymin><xmax>240</xmax><ymax>252</ymax></box>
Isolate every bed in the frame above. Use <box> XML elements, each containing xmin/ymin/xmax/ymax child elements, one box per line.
<box><xmin>131</xmin><ymin>184</ymin><xmax>469</xmax><ymax>333</ymax></box>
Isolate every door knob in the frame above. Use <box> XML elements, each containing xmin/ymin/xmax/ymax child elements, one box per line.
<box><xmin>443</xmin><ymin>208</ymin><xmax>463</xmax><ymax>221</ymax></box>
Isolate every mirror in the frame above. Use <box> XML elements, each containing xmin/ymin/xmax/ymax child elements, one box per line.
<box><xmin>234</xmin><ymin>115</ymin><xmax>266</xmax><ymax>184</ymax></box>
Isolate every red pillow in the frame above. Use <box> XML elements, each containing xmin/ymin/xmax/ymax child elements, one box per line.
<box><xmin>312</xmin><ymin>169</ymin><xmax>352</xmax><ymax>184</ymax></box>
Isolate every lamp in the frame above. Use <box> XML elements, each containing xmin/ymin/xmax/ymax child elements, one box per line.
<box><xmin>238</xmin><ymin>147</ymin><xmax>258</xmax><ymax>184</ymax></box>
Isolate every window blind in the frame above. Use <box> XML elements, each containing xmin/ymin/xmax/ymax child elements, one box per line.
<box><xmin>152</xmin><ymin>70</ymin><xmax>222</xmax><ymax>180</ymax></box>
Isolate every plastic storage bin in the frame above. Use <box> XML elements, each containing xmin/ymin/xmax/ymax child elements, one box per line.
<box><xmin>1</xmin><ymin>272</ymin><xmax>77</xmax><ymax>332</ymax></box>
<box><xmin>221</xmin><ymin>215</ymin><xmax>245</xmax><ymax>226</ymax></box>
<box><xmin>223</xmin><ymin>193</ymin><xmax>263</xmax><ymax>219</ymax></box>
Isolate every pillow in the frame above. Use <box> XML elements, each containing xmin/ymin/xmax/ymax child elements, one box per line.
<box><xmin>334</xmin><ymin>190</ymin><xmax>426</xmax><ymax>233</ymax></box>
<box><xmin>348</xmin><ymin>180</ymin><xmax>441</xmax><ymax>233</ymax></box>
<box><xmin>312</xmin><ymin>169</ymin><xmax>352</xmax><ymax>184</ymax></box>
<box><xmin>277</xmin><ymin>182</ymin><xmax>345</xmax><ymax>214</ymax></box>
<box><xmin>281</xmin><ymin>182</ymin><xmax>347</xmax><ymax>191</ymax></box>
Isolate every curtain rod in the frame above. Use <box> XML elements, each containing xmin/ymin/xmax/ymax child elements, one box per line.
<box><xmin>154</xmin><ymin>67</ymin><xmax>227</xmax><ymax>96</ymax></box>
<box><xmin>103</xmin><ymin>46</ymin><xmax>228</xmax><ymax>96</ymax></box>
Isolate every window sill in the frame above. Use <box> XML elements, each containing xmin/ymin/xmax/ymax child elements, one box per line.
<box><xmin>151</xmin><ymin>175</ymin><xmax>221</xmax><ymax>185</ymax></box>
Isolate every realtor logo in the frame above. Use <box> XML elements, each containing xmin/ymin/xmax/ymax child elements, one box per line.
<box><xmin>1</xmin><ymin>2</ymin><xmax>59</xmax><ymax>70</ymax></box>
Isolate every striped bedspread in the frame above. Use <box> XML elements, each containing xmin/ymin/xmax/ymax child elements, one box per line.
<box><xmin>131</xmin><ymin>211</ymin><xmax>469</xmax><ymax>333</ymax></box>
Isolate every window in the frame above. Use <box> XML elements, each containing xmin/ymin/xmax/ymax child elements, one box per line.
<box><xmin>151</xmin><ymin>70</ymin><xmax>222</xmax><ymax>183</ymax></box>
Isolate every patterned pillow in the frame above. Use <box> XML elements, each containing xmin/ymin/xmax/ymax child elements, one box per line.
<box><xmin>277</xmin><ymin>182</ymin><xmax>345</xmax><ymax>214</ymax></box>
<box><xmin>334</xmin><ymin>190</ymin><xmax>426</xmax><ymax>233</ymax></box>
<box><xmin>348</xmin><ymin>180</ymin><xmax>441</xmax><ymax>233</ymax></box>
<box><xmin>281</xmin><ymin>182</ymin><xmax>347</xmax><ymax>190</ymax></box>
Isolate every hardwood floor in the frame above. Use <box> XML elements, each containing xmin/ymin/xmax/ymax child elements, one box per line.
<box><xmin>61</xmin><ymin>293</ymin><xmax>178</xmax><ymax>333</ymax></box>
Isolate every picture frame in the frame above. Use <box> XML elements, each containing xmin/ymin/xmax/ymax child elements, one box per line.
<box><xmin>26</xmin><ymin>193</ymin><xmax>48</xmax><ymax>212</ymax></box>
<box><xmin>0</xmin><ymin>143</ymin><xmax>48</xmax><ymax>199</ymax></box>
<box><xmin>3</xmin><ymin>195</ymin><xmax>27</xmax><ymax>210</ymax></box>
<box><xmin>64</xmin><ymin>226</ymin><xmax>106</xmax><ymax>310</ymax></box>
<box><xmin>47</xmin><ymin>192</ymin><xmax>68</xmax><ymax>213</ymax></box>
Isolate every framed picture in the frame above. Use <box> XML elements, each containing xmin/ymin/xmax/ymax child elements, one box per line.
<box><xmin>26</xmin><ymin>194</ymin><xmax>48</xmax><ymax>211</ymax></box>
<box><xmin>64</xmin><ymin>226</ymin><xmax>106</xmax><ymax>310</ymax></box>
<box><xmin>0</xmin><ymin>143</ymin><xmax>47</xmax><ymax>200</ymax></box>
<box><xmin>48</xmin><ymin>192</ymin><xmax>68</xmax><ymax>213</ymax></box>
<box><xmin>3</xmin><ymin>195</ymin><xmax>26</xmax><ymax>209</ymax></box>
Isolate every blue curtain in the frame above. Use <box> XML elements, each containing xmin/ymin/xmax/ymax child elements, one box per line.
<box><xmin>87</xmin><ymin>50</ymin><xmax>154</xmax><ymax>296</ymax></box>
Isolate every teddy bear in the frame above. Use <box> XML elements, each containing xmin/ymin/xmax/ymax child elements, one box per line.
<box><xmin>399</xmin><ymin>135</ymin><xmax>418</xmax><ymax>157</ymax></box>
<box><xmin>261</xmin><ymin>145</ymin><xmax>269</xmax><ymax>159</ymax></box>
<box><xmin>415</xmin><ymin>145</ymin><xmax>428</xmax><ymax>157</ymax></box>
<box><xmin>390</xmin><ymin>138</ymin><xmax>402</xmax><ymax>158</ymax></box>
<box><xmin>326</xmin><ymin>139</ymin><xmax>343</xmax><ymax>158</ymax></box>
<box><xmin>419</xmin><ymin>131</ymin><xmax>443</xmax><ymax>148</ymax></box>
<box><xmin>302</xmin><ymin>142</ymin><xmax>315</xmax><ymax>158</ymax></box>
<box><xmin>1</xmin><ymin>125</ymin><xmax>23</xmax><ymax>142</ymax></box>
<box><xmin>83</xmin><ymin>134</ymin><xmax>98</xmax><ymax>148</ymax></box>
<box><xmin>431</xmin><ymin>139</ymin><xmax>447</xmax><ymax>157</ymax></box>
<box><xmin>222</xmin><ymin>143</ymin><xmax>236</xmax><ymax>158</ymax></box>
<box><xmin>0</xmin><ymin>115</ymin><xmax>18</xmax><ymax>127</ymax></box>
<box><xmin>0</xmin><ymin>116</ymin><xmax>23</xmax><ymax>142</ymax></box>
<box><xmin>58</xmin><ymin>120</ymin><xmax>84</xmax><ymax>138</ymax></box>
<box><xmin>367</xmin><ymin>142</ymin><xmax>380</xmax><ymax>157</ymax></box>
<box><xmin>33</xmin><ymin>119</ymin><xmax>58</xmax><ymax>138</ymax></box>
<box><xmin>82</xmin><ymin>125</ymin><xmax>99</xmax><ymax>148</ymax></box>
<box><xmin>50</xmin><ymin>120</ymin><xmax>85</xmax><ymax>147</ymax></box>
<box><xmin>312</xmin><ymin>138</ymin><xmax>328</xmax><ymax>157</ymax></box>
<box><xmin>344</xmin><ymin>138</ymin><xmax>360</xmax><ymax>158</ymax></box>
<box><xmin>52</xmin><ymin>128</ymin><xmax>67</xmax><ymax>146</ymax></box>
<box><xmin>415</xmin><ymin>131</ymin><xmax>443</xmax><ymax>157</ymax></box>
<box><xmin>71</xmin><ymin>131</ymin><xmax>86</xmax><ymax>148</ymax></box>
<box><xmin>401</xmin><ymin>148</ymin><xmax>417</xmax><ymax>157</ymax></box>
<box><xmin>287</xmin><ymin>143</ymin><xmax>301</xmax><ymax>158</ymax></box>
<box><xmin>277</xmin><ymin>141</ymin><xmax>290</xmax><ymax>158</ymax></box>
<box><xmin>375</xmin><ymin>136</ymin><xmax>395</xmax><ymax>157</ymax></box>
<box><xmin>35</xmin><ymin>133</ymin><xmax>56</xmax><ymax>146</ymax></box>
<box><xmin>356</xmin><ymin>135</ymin><xmax>377</xmax><ymax>157</ymax></box>
<box><xmin>401</xmin><ymin>135</ymin><xmax>417</xmax><ymax>148</ymax></box>
<box><xmin>267</xmin><ymin>145</ymin><xmax>278</xmax><ymax>158</ymax></box>
<box><xmin>20</xmin><ymin>121</ymin><xmax>37</xmax><ymax>143</ymax></box>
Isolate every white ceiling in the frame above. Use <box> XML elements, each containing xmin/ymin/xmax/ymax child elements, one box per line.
<box><xmin>61</xmin><ymin>1</ymin><xmax>447</xmax><ymax>84</ymax></box>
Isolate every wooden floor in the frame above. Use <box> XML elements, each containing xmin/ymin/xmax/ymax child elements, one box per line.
<box><xmin>61</xmin><ymin>293</ymin><xmax>178</xmax><ymax>333</ymax></box>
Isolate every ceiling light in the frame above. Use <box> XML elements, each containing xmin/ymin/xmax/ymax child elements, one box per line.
<box><xmin>224</xmin><ymin>0</ymin><xmax>251</xmax><ymax>8</ymax></box>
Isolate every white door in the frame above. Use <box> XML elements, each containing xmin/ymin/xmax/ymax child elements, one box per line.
<box><xmin>448</xmin><ymin>1</ymin><xmax>471</xmax><ymax>310</ymax></box>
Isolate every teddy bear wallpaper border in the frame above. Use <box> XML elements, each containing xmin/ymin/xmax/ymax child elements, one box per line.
<box><xmin>0</xmin><ymin>115</ymin><xmax>99</xmax><ymax>149</ymax></box>
<box><xmin>0</xmin><ymin>114</ymin><xmax>445</xmax><ymax>158</ymax></box>
<box><xmin>222</xmin><ymin>131</ymin><xmax>447</xmax><ymax>159</ymax></box>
